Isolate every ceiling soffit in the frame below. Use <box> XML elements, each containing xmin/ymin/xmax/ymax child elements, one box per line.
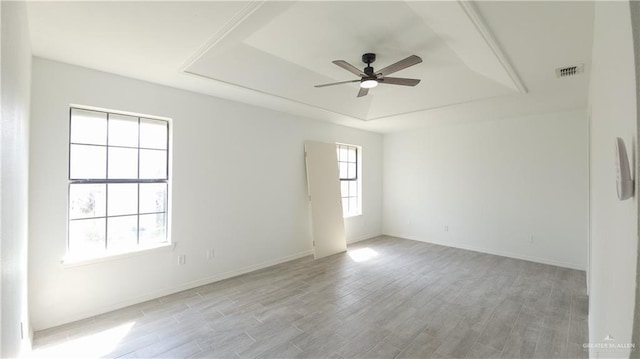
<box><xmin>183</xmin><ymin>1</ymin><xmax>526</xmax><ymax>122</ymax></box>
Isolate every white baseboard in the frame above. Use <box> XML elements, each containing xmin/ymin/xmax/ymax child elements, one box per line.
<box><xmin>384</xmin><ymin>232</ymin><xmax>586</xmax><ymax>271</ymax></box>
<box><xmin>347</xmin><ymin>232</ymin><xmax>382</xmax><ymax>244</ymax></box>
<box><xmin>38</xmin><ymin>249</ymin><xmax>313</xmax><ymax>330</ymax></box>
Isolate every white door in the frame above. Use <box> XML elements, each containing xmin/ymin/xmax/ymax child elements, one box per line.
<box><xmin>304</xmin><ymin>141</ymin><xmax>347</xmax><ymax>259</ymax></box>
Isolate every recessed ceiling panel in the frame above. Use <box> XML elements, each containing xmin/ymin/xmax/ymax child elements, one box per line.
<box><xmin>185</xmin><ymin>1</ymin><xmax>520</xmax><ymax>121</ymax></box>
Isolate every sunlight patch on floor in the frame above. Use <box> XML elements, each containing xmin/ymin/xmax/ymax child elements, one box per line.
<box><xmin>348</xmin><ymin>247</ymin><xmax>379</xmax><ymax>262</ymax></box>
<box><xmin>31</xmin><ymin>322</ymin><xmax>135</xmax><ymax>359</ymax></box>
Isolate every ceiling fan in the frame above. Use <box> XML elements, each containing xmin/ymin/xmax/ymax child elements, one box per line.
<box><xmin>315</xmin><ymin>53</ymin><xmax>422</xmax><ymax>97</ymax></box>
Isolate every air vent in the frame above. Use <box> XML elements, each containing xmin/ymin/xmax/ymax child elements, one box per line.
<box><xmin>556</xmin><ymin>64</ymin><xmax>584</xmax><ymax>78</ymax></box>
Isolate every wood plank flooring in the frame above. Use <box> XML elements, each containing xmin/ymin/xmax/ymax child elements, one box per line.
<box><xmin>32</xmin><ymin>236</ymin><xmax>588</xmax><ymax>359</ymax></box>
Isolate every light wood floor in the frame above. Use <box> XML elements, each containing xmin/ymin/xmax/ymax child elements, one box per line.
<box><xmin>32</xmin><ymin>236</ymin><xmax>588</xmax><ymax>359</ymax></box>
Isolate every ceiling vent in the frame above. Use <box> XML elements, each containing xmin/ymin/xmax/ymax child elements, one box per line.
<box><xmin>556</xmin><ymin>64</ymin><xmax>584</xmax><ymax>78</ymax></box>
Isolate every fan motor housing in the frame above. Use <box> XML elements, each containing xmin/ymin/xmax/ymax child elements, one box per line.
<box><xmin>362</xmin><ymin>53</ymin><xmax>376</xmax><ymax>76</ymax></box>
<box><xmin>362</xmin><ymin>53</ymin><xmax>376</xmax><ymax>64</ymax></box>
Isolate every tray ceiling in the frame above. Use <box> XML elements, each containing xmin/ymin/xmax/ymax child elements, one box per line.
<box><xmin>184</xmin><ymin>1</ymin><xmax>524</xmax><ymax>121</ymax></box>
<box><xmin>26</xmin><ymin>1</ymin><xmax>594</xmax><ymax>132</ymax></box>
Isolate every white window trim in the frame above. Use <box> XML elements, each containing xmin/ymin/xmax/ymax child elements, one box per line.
<box><xmin>66</xmin><ymin>105</ymin><xmax>173</xmax><ymax>263</ymax></box>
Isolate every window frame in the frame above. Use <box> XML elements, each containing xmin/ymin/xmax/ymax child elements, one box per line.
<box><xmin>337</xmin><ymin>143</ymin><xmax>362</xmax><ymax>218</ymax></box>
<box><xmin>66</xmin><ymin>106</ymin><xmax>171</xmax><ymax>262</ymax></box>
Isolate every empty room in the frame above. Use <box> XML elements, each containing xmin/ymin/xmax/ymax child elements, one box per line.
<box><xmin>2</xmin><ymin>1</ymin><xmax>640</xmax><ymax>358</ymax></box>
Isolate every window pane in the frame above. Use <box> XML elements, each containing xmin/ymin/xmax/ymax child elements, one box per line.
<box><xmin>139</xmin><ymin>213</ymin><xmax>166</xmax><ymax>246</ymax></box>
<box><xmin>342</xmin><ymin>200</ymin><xmax>349</xmax><ymax>216</ymax></box>
<box><xmin>340</xmin><ymin>181</ymin><xmax>348</xmax><ymax>197</ymax></box>
<box><xmin>69</xmin><ymin>184</ymin><xmax>106</xmax><ymax>219</ymax></box>
<box><xmin>347</xmin><ymin>163</ymin><xmax>357</xmax><ymax>179</ymax></box>
<box><xmin>338</xmin><ymin>146</ymin><xmax>348</xmax><ymax>161</ymax></box>
<box><xmin>339</xmin><ymin>162</ymin><xmax>348</xmax><ymax>179</ymax></box>
<box><xmin>347</xmin><ymin>147</ymin><xmax>357</xmax><ymax>162</ymax></box>
<box><xmin>348</xmin><ymin>197</ymin><xmax>358</xmax><ymax>214</ymax></box>
<box><xmin>140</xmin><ymin>118</ymin><xmax>167</xmax><ymax>149</ymax></box>
<box><xmin>349</xmin><ymin>181</ymin><xmax>358</xmax><ymax>196</ymax></box>
<box><xmin>108</xmin><ymin>147</ymin><xmax>138</xmax><ymax>179</ymax></box>
<box><xmin>107</xmin><ymin>215</ymin><xmax>138</xmax><ymax>252</ymax></box>
<box><xmin>140</xmin><ymin>149</ymin><xmax>167</xmax><ymax>179</ymax></box>
<box><xmin>69</xmin><ymin>218</ymin><xmax>105</xmax><ymax>255</ymax></box>
<box><xmin>70</xmin><ymin>144</ymin><xmax>106</xmax><ymax>179</ymax></box>
<box><xmin>109</xmin><ymin>114</ymin><xmax>138</xmax><ymax>147</ymax></box>
<box><xmin>140</xmin><ymin>183</ymin><xmax>167</xmax><ymax>214</ymax></box>
<box><xmin>108</xmin><ymin>183</ymin><xmax>138</xmax><ymax>216</ymax></box>
<box><xmin>70</xmin><ymin>109</ymin><xmax>107</xmax><ymax>145</ymax></box>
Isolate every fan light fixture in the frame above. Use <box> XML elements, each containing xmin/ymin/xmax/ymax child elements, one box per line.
<box><xmin>360</xmin><ymin>79</ymin><xmax>378</xmax><ymax>89</ymax></box>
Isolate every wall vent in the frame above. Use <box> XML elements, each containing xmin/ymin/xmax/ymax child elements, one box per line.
<box><xmin>556</xmin><ymin>64</ymin><xmax>584</xmax><ymax>78</ymax></box>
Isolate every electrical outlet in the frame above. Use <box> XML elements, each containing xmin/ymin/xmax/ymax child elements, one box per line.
<box><xmin>529</xmin><ymin>235</ymin><xmax>534</xmax><ymax>244</ymax></box>
<box><xmin>206</xmin><ymin>249</ymin><xmax>215</xmax><ymax>260</ymax></box>
<box><xmin>444</xmin><ymin>225</ymin><xmax>449</xmax><ymax>232</ymax></box>
<box><xmin>178</xmin><ymin>255</ymin><xmax>186</xmax><ymax>265</ymax></box>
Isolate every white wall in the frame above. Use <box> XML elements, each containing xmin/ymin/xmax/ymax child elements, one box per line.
<box><xmin>1</xmin><ymin>1</ymin><xmax>32</xmax><ymax>357</ymax></box>
<box><xmin>29</xmin><ymin>58</ymin><xmax>382</xmax><ymax>330</ymax></box>
<box><xmin>588</xmin><ymin>2</ymin><xmax>638</xmax><ymax>357</ymax></box>
<box><xmin>383</xmin><ymin>109</ymin><xmax>588</xmax><ymax>270</ymax></box>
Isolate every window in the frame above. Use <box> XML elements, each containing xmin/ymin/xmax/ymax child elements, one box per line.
<box><xmin>337</xmin><ymin>143</ymin><xmax>361</xmax><ymax>217</ymax></box>
<box><xmin>67</xmin><ymin>107</ymin><xmax>170</xmax><ymax>260</ymax></box>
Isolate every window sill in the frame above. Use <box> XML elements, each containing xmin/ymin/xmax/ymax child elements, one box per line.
<box><xmin>62</xmin><ymin>242</ymin><xmax>173</xmax><ymax>268</ymax></box>
<box><xmin>343</xmin><ymin>212</ymin><xmax>363</xmax><ymax>219</ymax></box>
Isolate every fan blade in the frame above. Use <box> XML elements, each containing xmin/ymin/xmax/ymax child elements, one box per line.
<box><xmin>376</xmin><ymin>55</ymin><xmax>422</xmax><ymax>76</ymax></box>
<box><xmin>357</xmin><ymin>87</ymin><xmax>369</xmax><ymax>97</ymax></box>
<box><xmin>379</xmin><ymin>77</ymin><xmax>421</xmax><ymax>86</ymax></box>
<box><xmin>333</xmin><ymin>60</ymin><xmax>367</xmax><ymax>77</ymax></box>
<box><xmin>314</xmin><ymin>79</ymin><xmax>360</xmax><ymax>88</ymax></box>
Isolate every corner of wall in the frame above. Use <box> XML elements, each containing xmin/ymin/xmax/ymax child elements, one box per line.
<box><xmin>1</xmin><ymin>0</ymin><xmax>32</xmax><ymax>357</ymax></box>
<box><xmin>629</xmin><ymin>0</ymin><xmax>640</xmax><ymax>354</ymax></box>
